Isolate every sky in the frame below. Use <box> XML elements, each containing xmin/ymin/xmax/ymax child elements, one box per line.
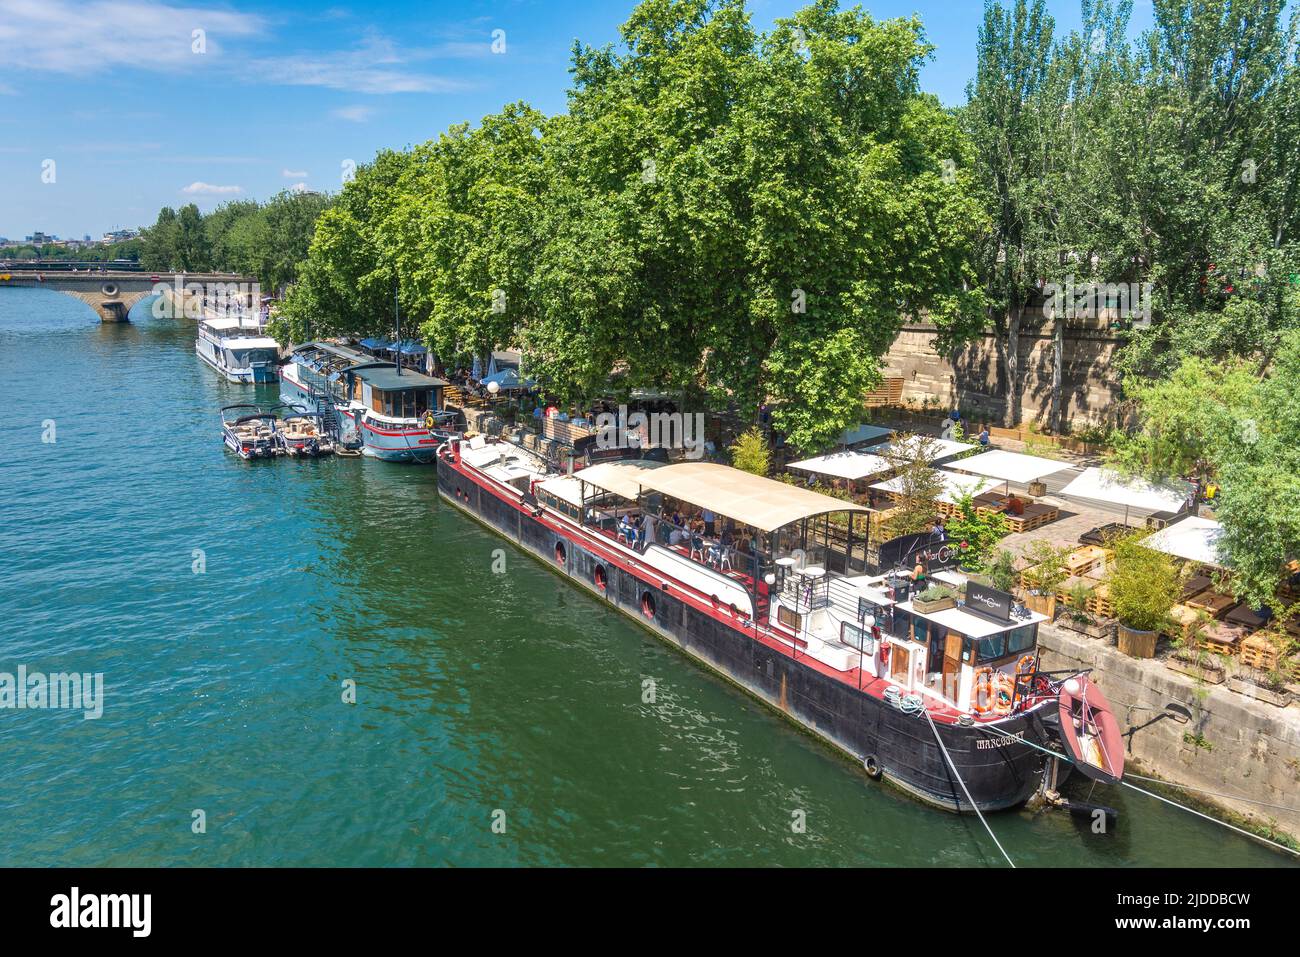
<box><xmin>0</xmin><ymin>0</ymin><xmax>1159</xmax><ymax>240</ymax></box>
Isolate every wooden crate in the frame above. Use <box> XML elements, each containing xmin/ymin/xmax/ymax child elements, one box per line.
<box><xmin>1240</xmin><ymin>633</ymin><xmax>1282</xmax><ymax>671</ymax></box>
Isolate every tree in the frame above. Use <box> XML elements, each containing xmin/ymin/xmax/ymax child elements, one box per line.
<box><xmin>728</xmin><ymin>427</ymin><xmax>771</xmax><ymax>476</ymax></box>
<box><xmin>879</xmin><ymin>435</ymin><xmax>947</xmax><ymax>535</ymax></box>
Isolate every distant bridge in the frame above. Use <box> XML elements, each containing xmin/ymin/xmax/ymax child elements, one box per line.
<box><xmin>0</xmin><ymin>269</ymin><xmax>259</xmax><ymax>322</ymax></box>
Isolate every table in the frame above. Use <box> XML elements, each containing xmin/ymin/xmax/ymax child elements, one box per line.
<box><xmin>801</xmin><ymin>566</ymin><xmax>826</xmax><ymax>579</ymax></box>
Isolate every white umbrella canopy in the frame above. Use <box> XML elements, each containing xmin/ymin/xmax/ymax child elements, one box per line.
<box><xmin>870</xmin><ymin>469</ymin><xmax>994</xmax><ymax>504</ymax></box>
<box><xmin>866</xmin><ymin>435</ymin><xmax>974</xmax><ymax>462</ymax></box>
<box><xmin>1058</xmin><ymin>466</ymin><xmax>1191</xmax><ymax>519</ymax></box>
<box><xmin>1142</xmin><ymin>516</ymin><xmax>1227</xmax><ymax>567</ymax></box>
<box><xmin>787</xmin><ymin>451</ymin><xmax>893</xmax><ymax>481</ymax></box>
<box><xmin>948</xmin><ymin>449</ymin><xmax>1074</xmax><ymax>484</ymax></box>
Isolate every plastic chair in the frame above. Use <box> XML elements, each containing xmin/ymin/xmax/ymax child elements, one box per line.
<box><xmin>719</xmin><ymin>547</ymin><xmax>733</xmax><ymax>571</ymax></box>
<box><xmin>689</xmin><ymin>536</ymin><xmax>705</xmax><ymax>562</ymax></box>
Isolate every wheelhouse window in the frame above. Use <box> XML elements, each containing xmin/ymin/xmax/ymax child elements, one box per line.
<box><xmin>840</xmin><ymin>621</ymin><xmax>875</xmax><ymax>654</ymax></box>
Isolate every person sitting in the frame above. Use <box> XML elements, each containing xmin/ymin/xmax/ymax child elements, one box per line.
<box><xmin>1005</xmin><ymin>494</ymin><xmax>1025</xmax><ymax>516</ymax></box>
<box><xmin>978</xmin><ymin>426</ymin><xmax>991</xmax><ymax>448</ymax></box>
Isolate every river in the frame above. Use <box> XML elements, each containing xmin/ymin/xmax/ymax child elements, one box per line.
<box><xmin>0</xmin><ymin>289</ymin><xmax>1290</xmax><ymax>867</ymax></box>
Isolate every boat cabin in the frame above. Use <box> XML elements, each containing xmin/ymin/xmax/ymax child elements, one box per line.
<box><xmin>348</xmin><ymin>365</ymin><xmax>446</xmax><ymax>421</ymax></box>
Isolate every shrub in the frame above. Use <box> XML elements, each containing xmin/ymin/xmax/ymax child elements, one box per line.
<box><xmin>1020</xmin><ymin>540</ymin><xmax>1073</xmax><ymax>596</ymax></box>
<box><xmin>729</xmin><ymin>427</ymin><xmax>770</xmax><ymax>476</ymax></box>
<box><xmin>1107</xmin><ymin>533</ymin><xmax>1181</xmax><ymax>633</ymax></box>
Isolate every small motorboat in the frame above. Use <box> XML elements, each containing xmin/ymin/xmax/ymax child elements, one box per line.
<box><xmin>221</xmin><ymin>404</ymin><xmax>284</xmax><ymax>460</ymax></box>
<box><xmin>1057</xmin><ymin>674</ymin><xmax>1125</xmax><ymax>784</ymax></box>
<box><xmin>277</xmin><ymin>411</ymin><xmax>334</xmax><ymax>458</ymax></box>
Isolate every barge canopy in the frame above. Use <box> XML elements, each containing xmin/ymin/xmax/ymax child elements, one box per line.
<box><xmin>625</xmin><ymin>461</ymin><xmax>871</xmax><ymax>532</ymax></box>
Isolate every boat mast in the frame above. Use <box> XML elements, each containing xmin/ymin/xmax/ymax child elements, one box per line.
<box><xmin>393</xmin><ymin>277</ymin><xmax>402</xmax><ymax>377</ymax></box>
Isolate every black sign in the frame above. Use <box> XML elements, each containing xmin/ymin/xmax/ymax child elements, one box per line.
<box><xmin>965</xmin><ymin>582</ymin><xmax>1013</xmax><ymax>622</ymax></box>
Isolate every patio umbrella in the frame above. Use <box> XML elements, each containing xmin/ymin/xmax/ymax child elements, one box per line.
<box><xmin>1142</xmin><ymin>516</ymin><xmax>1227</xmax><ymax>567</ymax></box>
<box><xmin>1058</xmin><ymin>466</ymin><xmax>1191</xmax><ymax>525</ymax></box>
<box><xmin>947</xmin><ymin>448</ymin><xmax>1074</xmax><ymax>495</ymax></box>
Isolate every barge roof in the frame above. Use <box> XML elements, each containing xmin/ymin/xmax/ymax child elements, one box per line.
<box><xmin>629</xmin><ymin>461</ymin><xmax>871</xmax><ymax>533</ymax></box>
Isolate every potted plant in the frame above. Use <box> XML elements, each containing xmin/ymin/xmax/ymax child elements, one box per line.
<box><xmin>1167</xmin><ymin>620</ymin><xmax>1228</xmax><ymax>684</ymax></box>
<box><xmin>985</xmin><ymin>549</ymin><xmax>1019</xmax><ymax>594</ymax></box>
<box><xmin>1019</xmin><ymin>541</ymin><xmax>1071</xmax><ymax>619</ymax></box>
<box><xmin>1058</xmin><ymin>582</ymin><xmax>1110</xmax><ymax>638</ymax></box>
<box><xmin>913</xmin><ymin>585</ymin><xmax>957</xmax><ymax>614</ymax></box>
<box><xmin>1107</xmin><ymin>533</ymin><xmax>1181</xmax><ymax>659</ymax></box>
<box><xmin>1226</xmin><ymin>666</ymin><xmax>1294</xmax><ymax>707</ymax></box>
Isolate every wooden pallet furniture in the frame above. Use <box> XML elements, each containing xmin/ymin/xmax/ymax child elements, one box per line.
<box><xmin>1239</xmin><ymin>632</ymin><xmax>1283</xmax><ymax>671</ymax></box>
<box><xmin>1185</xmin><ymin>589</ymin><xmax>1236</xmax><ymax>620</ymax></box>
<box><xmin>1066</xmin><ymin>545</ymin><xmax>1107</xmax><ymax>577</ymax></box>
<box><xmin>1198</xmin><ymin>620</ymin><xmax>1245</xmax><ymax>658</ymax></box>
<box><xmin>1003</xmin><ymin>503</ymin><xmax>1060</xmax><ymax>534</ymax></box>
<box><xmin>1086</xmin><ymin>582</ymin><xmax>1116</xmax><ymax>619</ymax></box>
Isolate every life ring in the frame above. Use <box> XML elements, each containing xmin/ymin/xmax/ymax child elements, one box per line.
<box><xmin>863</xmin><ymin>754</ymin><xmax>882</xmax><ymax>780</ymax></box>
<box><xmin>423</xmin><ymin>411</ymin><xmax>436</xmax><ymax>430</ymax></box>
<box><xmin>990</xmin><ymin>673</ymin><xmax>1016</xmax><ymax>715</ymax></box>
<box><xmin>1014</xmin><ymin>654</ymin><xmax>1036</xmax><ymax>687</ymax></box>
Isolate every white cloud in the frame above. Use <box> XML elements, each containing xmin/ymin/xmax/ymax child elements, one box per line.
<box><xmin>0</xmin><ymin>2</ymin><xmax>468</xmax><ymax>94</ymax></box>
<box><xmin>181</xmin><ymin>181</ymin><xmax>243</xmax><ymax>196</ymax></box>
<box><xmin>252</xmin><ymin>36</ymin><xmax>465</xmax><ymax>94</ymax></box>
<box><xmin>0</xmin><ymin>0</ymin><xmax>264</xmax><ymax>73</ymax></box>
<box><xmin>282</xmin><ymin>168</ymin><xmax>308</xmax><ymax>178</ymax></box>
<box><xmin>331</xmin><ymin>105</ymin><xmax>374</xmax><ymax>123</ymax></box>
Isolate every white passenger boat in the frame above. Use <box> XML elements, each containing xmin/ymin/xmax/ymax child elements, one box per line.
<box><xmin>196</xmin><ymin>316</ymin><xmax>280</xmax><ymax>384</ymax></box>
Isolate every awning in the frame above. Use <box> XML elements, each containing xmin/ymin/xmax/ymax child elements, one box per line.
<box><xmin>1142</xmin><ymin>516</ymin><xmax>1227</xmax><ymax>567</ymax></box>
<box><xmin>948</xmin><ymin>449</ymin><xmax>1073</xmax><ymax>484</ymax></box>
<box><xmin>630</xmin><ymin>462</ymin><xmax>870</xmax><ymax>533</ymax></box>
<box><xmin>1058</xmin><ymin>466</ymin><xmax>1190</xmax><ymax>514</ymax></box>
<box><xmin>787</xmin><ymin>451</ymin><xmax>893</xmax><ymax>481</ymax></box>
<box><xmin>575</xmin><ymin>459</ymin><xmax>668</xmax><ymax>500</ymax></box>
<box><xmin>536</xmin><ymin>475</ymin><xmax>585</xmax><ymax>508</ymax></box>
<box><xmin>870</xmin><ymin>468</ymin><xmax>994</xmax><ymax>504</ymax></box>
<box><xmin>359</xmin><ymin>337</ymin><xmax>390</xmax><ymax>350</ymax></box>
<box><xmin>398</xmin><ymin>340</ymin><xmax>428</xmax><ymax>356</ymax></box>
<box><xmin>839</xmin><ymin>423</ymin><xmax>893</xmax><ymax>447</ymax></box>
<box><xmin>867</xmin><ymin>435</ymin><xmax>974</xmax><ymax>462</ymax></box>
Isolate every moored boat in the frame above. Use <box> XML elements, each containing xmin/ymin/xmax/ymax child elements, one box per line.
<box><xmin>220</xmin><ymin>404</ymin><xmax>284</xmax><ymax>460</ymax></box>
<box><xmin>279</xmin><ymin>341</ymin><xmax>451</xmax><ymax>462</ymax></box>
<box><xmin>277</xmin><ymin>411</ymin><xmax>334</xmax><ymax>458</ymax></box>
<box><xmin>436</xmin><ymin>437</ymin><xmax>1114</xmax><ymax>813</ymax></box>
<box><xmin>196</xmin><ymin>316</ymin><xmax>279</xmax><ymax>384</ymax></box>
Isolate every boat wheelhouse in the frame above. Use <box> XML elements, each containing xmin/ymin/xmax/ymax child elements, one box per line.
<box><xmin>438</xmin><ymin>439</ymin><xmax>1103</xmax><ymax>813</ymax></box>
<box><xmin>280</xmin><ymin>341</ymin><xmax>452</xmax><ymax>461</ymax></box>
<box><xmin>196</xmin><ymin>316</ymin><xmax>280</xmax><ymax>383</ymax></box>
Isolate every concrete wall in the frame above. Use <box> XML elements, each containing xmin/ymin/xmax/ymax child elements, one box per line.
<box><xmin>883</xmin><ymin>322</ymin><xmax>1124</xmax><ymax>429</ymax></box>
<box><xmin>1039</xmin><ymin>624</ymin><xmax>1300</xmax><ymax>842</ymax></box>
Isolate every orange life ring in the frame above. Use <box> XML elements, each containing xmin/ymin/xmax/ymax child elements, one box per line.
<box><xmin>990</xmin><ymin>673</ymin><xmax>1016</xmax><ymax>714</ymax></box>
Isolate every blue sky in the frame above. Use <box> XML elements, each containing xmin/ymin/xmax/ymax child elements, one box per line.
<box><xmin>0</xmin><ymin>0</ymin><xmax>1157</xmax><ymax>240</ymax></box>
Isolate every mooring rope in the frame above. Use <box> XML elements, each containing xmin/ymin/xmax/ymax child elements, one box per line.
<box><xmin>923</xmin><ymin>709</ymin><xmax>1016</xmax><ymax>868</ymax></box>
<box><xmin>974</xmin><ymin>721</ymin><xmax>1300</xmax><ymax>859</ymax></box>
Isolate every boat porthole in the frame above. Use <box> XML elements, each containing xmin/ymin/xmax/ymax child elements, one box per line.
<box><xmin>593</xmin><ymin>565</ymin><xmax>607</xmax><ymax>592</ymax></box>
<box><xmin>554</xmin><ymin>542</ymin><xmax>566</xmax><ymax>566</ymax></box>
<box><xmin>864</xmin><ymin>754</ymin><xmax>882</xmax><ymax>780</ymax></box>
<box><xmin>641</xmin><ymin>592</ymin><xmax>656</xmax><ymax>619</ymax></box>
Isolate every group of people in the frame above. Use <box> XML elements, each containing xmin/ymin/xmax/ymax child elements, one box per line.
<box><xmin>614</xmin><ymin>504</ymin><xmax>758</xmax><ymax>572</ymax></box>
<box><xmin>939</xmin><ymin>410</ymin><xmax>992</xmax><ymax>448</ymax></box>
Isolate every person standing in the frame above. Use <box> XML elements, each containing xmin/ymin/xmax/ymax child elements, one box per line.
<box><xmin>702</xmin><ymin>507</ymin><xmax>716</xmax><ymax>537</ymax></box>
